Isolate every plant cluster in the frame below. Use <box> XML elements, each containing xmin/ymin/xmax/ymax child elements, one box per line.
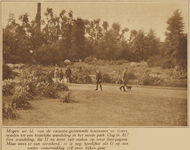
<box><xmin>3</xmin><ymin>64</ymin><xmax>17</xmax><ymax>80</ymax></box>
<box><xmin>11</xmin><ymin>87</ymin><xmax>33</xmax><ymax>109</ymax></box>
<box><xmin>3</xmin><ymin>66</ymin><xmax>69</xmax><ymax>119</ymax></box>
<box><xmin>3</xmin><ymin>102</ymin><xmax>18</xmax><ymax>119</ymax></box>
<box><xmin>59</xmin><ymin>92</ymin><xmax>75</xmax><ymax>103</ymax></box>
<box><xmin>3</xmin><ymin>82</ymin><xmax>15</xmax><ymax>96</ymax></box>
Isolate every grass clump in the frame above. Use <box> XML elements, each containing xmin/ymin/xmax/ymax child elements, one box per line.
<box><xmin>59</xmin><ymin>91</ymin><xmax>75</xmax><ymax>103</ymax></box>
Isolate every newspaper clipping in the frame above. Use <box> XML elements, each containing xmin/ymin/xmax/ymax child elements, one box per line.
<box><xmin>1</xmin><ymin>1</ymin><xmax>189</xmax><ymax>150</ymax></box>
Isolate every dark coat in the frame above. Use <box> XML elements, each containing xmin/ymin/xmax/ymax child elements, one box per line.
<box><xmin>96</xmin><ymin>72</ymin><xmax>102</xmax><ymax>80</ymax></box>
<box><xmin>65</xmin><ymin>68</ymin><xmax>71</xmax><ymax>77</ymax></box>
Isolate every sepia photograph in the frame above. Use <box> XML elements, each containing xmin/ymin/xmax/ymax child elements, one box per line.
<box><xmin>2</xmin><ymin>2</ymin><xmax>188</xmax><ymax>126</ymax></box>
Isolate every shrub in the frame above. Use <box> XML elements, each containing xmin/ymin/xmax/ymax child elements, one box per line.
<box><xmin>128</xmin><ymin>72</ymin><xmax>136</xmax><ymax>80</ymax></box>
<box><xmin>3</xmin><ymin>102</ymin><xmax>18</xmax><ymax>119</ymax></box>
<box><xmin>147</xmin><ymin>58</ymin><xmax>154</xmax><ymax>67</ymax></box>
<box><xmin>71</xmin><ymin>68</ymin><xmax>93</xmax><ymax>84</ymax></box>
<box><xmin>42</xmin><ymin>82</ymin><xmax>68</xmax><ymax>98</ymax></box>
<box><xmin>102</xmin><ymin>73</ymin><xmax>112</xmax><ymax>83</ymax></box>
<box><xmin>162</xmin><ymin>59</ymin><xmax>175</xmax><ymax>69</ymax></box>
<box><xmin>36</xmin><ymin>82</ymin><xmax>49</xmax><ymax>94</ymax></box>
<box><xmin>3</xmin><ymin>64</ymin><xmax>16</xmax><ymax>80</ymax></box>
<box><xmin>34</xmin><ymin>45</ymin><xmax>63</xmax><ymax>66</ymax></box>
<box><xmin>56</xmin><ymin>82</ymin><xmax>69</xmax><ymax>91</ymax></box>
<box><xmin>3</xmin><ymin>82</ymin><xmax>15</xmax><ymax>96</ymax></box>
<box><xmin>23</xmin><ymin>81</ymin><xmax>37</xmax><ymax>96</ymax></box>
<box><xmin>85</xmin><ymin>75</ymin><xmax>92</xmax><ymax>83</ymax></box>
<box><xmin>43</xmin><ymin>84</ymin><xmax>58</xmax><ymax>98</ymax></box>
<box><xmin>11</xmin><ymin>89</ymin><xmax>33</xmax><ymax>109</ymax></box>
<box><xmin>60</xmin><ymin>92</ymin><xmax>75</xmax><ymax>103</ymax></box>
<box><xmin>147</xmin><ymin>55</ymin><xmax>163</xmax><ymax>67</ymax></box>
<box><xmin>85</xmin><ymin>56</ymin><xmax>96</xmax><ymax>63</ymax></box>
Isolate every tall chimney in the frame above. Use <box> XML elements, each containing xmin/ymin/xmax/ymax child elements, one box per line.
<box><xmin>36</xmin><ymin>3</ymin><xmax>41</xmax><ymax>31</ymax></box>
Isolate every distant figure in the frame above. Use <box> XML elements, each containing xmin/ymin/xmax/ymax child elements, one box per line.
<box><xmin>60</xmin><ymin>68</ymin><xmax>64</xmax><ymax>80</ymax></box>
<box><xmin>65</xmin><ymin>65</ymin><xmax>72</xmax><ymax>86</ymax></box>
<box><xmin>95</xmin><ymin>70</ymin><xmax>103</xmax><ymax>91</ymax></box>
<box><xmin>119</xmin><ymin>67</ymin><xmax>129</xmax><ymax>92</ymax></box>
<box><xmin>79</xmin><ymin>66</ymin><xmax>82</xmax><ymax>72</ymax></box>
<box><xmin>47</xmin><ymin>69</ymin><xmax>53</xmax><ymax>83</ymax></box>
<box><xmin>54</xmin><ymin>64</ymin><xmax>60</xmax><ymax>81</ymax></box>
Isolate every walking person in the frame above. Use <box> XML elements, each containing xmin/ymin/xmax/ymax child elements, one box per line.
<box><xmin>65</xmin><ymin>65</ymin><xmax>72</xmax><ymax>86</ymax></box>
<box><xmin>95</xmin><ymin>70</ymin><xmax>103</xmax><ymax>91</ymax></box>
<box><xmin>120</xmin><ymin>67</ymin><xmax>129</xmax><ymax>92</ymax></box>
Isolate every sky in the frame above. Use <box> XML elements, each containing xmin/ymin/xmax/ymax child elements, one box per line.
<box><xmin>2</xmin><ymin>2</ymin><xmax>188</xmax><ymax>41</ymax></box>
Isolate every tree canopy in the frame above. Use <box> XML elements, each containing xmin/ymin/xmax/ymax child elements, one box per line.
<box><xmin>3</xmin><ymin>8</ymin><xmax>187</xmax><ymax>68</ymax></box>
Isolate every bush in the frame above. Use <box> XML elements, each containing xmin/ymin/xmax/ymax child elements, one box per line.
<box><xmin>163</xmin><ymin>60</ymin><xmax>175</xmax><ymax>69</ymax></box>
<box><xmin>147</xmin><ymin>55</ymin><xmax>162</xmax><ymax>67</ymax></box>
<box><xmin>43</xmin><ymin>84</ymin><xmax>59</xmax><ymax>98</ymax></box>
<box><xmin>56</xmin><ymin>82</ymin><xmax>69</xmax><ymax>91</ymax></box>
<box><xmin>34</xmin><ymin>46</ymin><xmax>62</xmax><ymax>66</ymax></box>
<box><xmin>59</xmin><ymin>91</ymin><xmax>75</xmax><ymax>103</ymax></box>
<box><xmin>23</xmin><ymin>81</ymin><xmax>37</xmax><ymax>96</ymax></box>
<box><xmin>147</xmin><ymin>58</ymin><xmax>154</xmax><ymax>67</ymax></box>
<box><xmin>128</xmin><ymin>72</ymin><xmax>136</xmax><ymax>80</ymax></box>
<box><xmin>3</xmin><ymin>102</ymin><xmax>18</xmax><ymax>119</ymax></box>
<box><xmin>3</xmin><ymin>82</ymin><xmax>15</xmax><ymax>96</ymax></box>
<box><xmin>11</xmin><ymin>89</ymin><xmax>33</xmax><ymax>109</ymax></box>
<box><xmin>3</xmin><ymin>64</ymin><xmax>16</xmax><ymax>80</ymax></box>
<box><xmin>85</xmin><ymin>56</ymin><xmax>96</xmax><ymax>63</ymax></box>
<box><xmin>71</xmin><ymin>68</ymin><xmax>93</xmax><ymax>84</ymax></box>
<box><xmin>85</xmin><ymin>75</ymin><xmax>92</xmax><ymax>83</ymax></box>
<box><xmin>42</xmin><ymin>82</ymin><xmax>68</xmax><ymax>98</ymax></box>
<box><xmin>110</xmin><ymin>60</ymin><xmax>128</xmax><ymax>65</ymax></box>
<box><xmin>102</xmin><ymin>73</ymin><xmax>112</xmax><ymax>83</ymax></box>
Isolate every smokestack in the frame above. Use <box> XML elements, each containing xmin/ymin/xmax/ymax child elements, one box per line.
<box><xmin>36</xmin><ymin>3</ymin><xmax>41</xmax><ymax>31</ymax></box>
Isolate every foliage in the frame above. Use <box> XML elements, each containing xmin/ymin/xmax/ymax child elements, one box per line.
<box><xmin>3</xmin><ymin>64</ymin><xmax>16</xmax><ymax>80</ymax></box>
<box><xmin>147</xmin><ymin>55</ymin><xmax>163</xmax><ymax>67</ymax></box>
<box><xmin>129</xmin><ymin>29</ymin><xmax>148</xmax><ymax>61</ymax></box>
<box><xmin>34</xmin><ymin>45</ymin><xmax>62</xmax><ymax>65</ymax></box>
<box><xmin>85</xmin><ymin>56</ymin><xmax>96</xmax><ymax>63</ymax></box>
<box><xmin>3</xmin><ymin>81</ymin><xmax>15</xmax><ymax>96</ymax></box>
<box><xmin>3</xmin><ymin>8</ymin><xmax>187</xmax><ymax>69</ymax></box>
<box><xmin>138</xmin><ymin>71</ymin><xmax>164</xmax><ymax>86</ymax></box>
<box><xmin>11</xmin><ymin>87</ymin><xmax>33</xmax><ymax>109</ymax></box>
<box><xmin>146</xmin><ymin>29</ymin><xmax>160</xmax><ymax>57</ymax></box>
<box><xmin>165</xmin><ymin>9</ymin><xmax>187</xmax><ymax>68</ymax></box>
<box><xmin>102</xmin><ymin>73</ymin><xmax>112</xmax><ymax>83</ymax></box>
<box><xmin>3</xmin><ymin>102</ymin><xmax>18</xmax><ymax>119</ymax></box>
<box><xmin>43</xmin><ymin>84</ymin><xmax>59</xmax><ymax>98</ymax></box>
<box><xmin>60</xmin><ymin>91</ymin><xmax>75</xmax><ymax>103</ymax></box>
<box><xmin>162</xmin><ymin>58</ymin><xmax>175</xmax><ymax>69</ymax></box>
<box><xmin>71</xmin><ymin>74</ymin><xmax>92</xmax><ymax>84</ymax></box>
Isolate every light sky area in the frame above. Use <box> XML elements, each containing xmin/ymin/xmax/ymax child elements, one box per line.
<box><xmin>2</xmin><ymin>2</ymin><xmax>188</xmax><ymax>41</ymax></box>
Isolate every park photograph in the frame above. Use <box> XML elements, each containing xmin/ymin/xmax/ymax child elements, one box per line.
<box><xmin>2</xmin><ymin>2</ymin><xmax>188</xmax><ymax>126</ymax></box>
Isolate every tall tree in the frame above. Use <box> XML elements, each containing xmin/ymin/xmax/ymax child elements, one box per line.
<box><xmin>43</xmin><ymin>8</ymin><xmax>60</xmax><ymax>45</ymax></box>
<box><xmin>165</xmin><ymin>9</ymin><xmax>186</xmax><ymax>65</ymax></box>
<box><xmin>70</xmin><ymin>18</ymin><xmax>86</xmax><ymax>60</ymax></box>
<box><xmin>146</xmin><ymin>28</ymin><xmax>160</xmax><ymax>57</ymax></box>
<box><xmin>102</xmin><ymin>21</ymin><xmax>109</xmax><ymax>32</ymax></box>
<box><xmin>129</xmin><ymin>29</ymin><xmax>148</xmax><ymax>61</ymax></box>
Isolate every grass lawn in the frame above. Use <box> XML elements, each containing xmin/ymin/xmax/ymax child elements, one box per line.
<box><xmin>3</xmin><ymin>84</ymin><xmax>187</xmax><ymax>126</ymax></box>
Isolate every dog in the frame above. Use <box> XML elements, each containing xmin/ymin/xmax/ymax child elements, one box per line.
<box><xmin>127</xmin><ymin>86</ymin><xmax>132</xmax><ymax>91</ymax></box>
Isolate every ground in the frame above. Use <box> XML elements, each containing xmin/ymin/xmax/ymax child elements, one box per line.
<box><xmin>3</xmin><ymin>84</ymin><xmax>187</xmax><ymax>126</ymax></box>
